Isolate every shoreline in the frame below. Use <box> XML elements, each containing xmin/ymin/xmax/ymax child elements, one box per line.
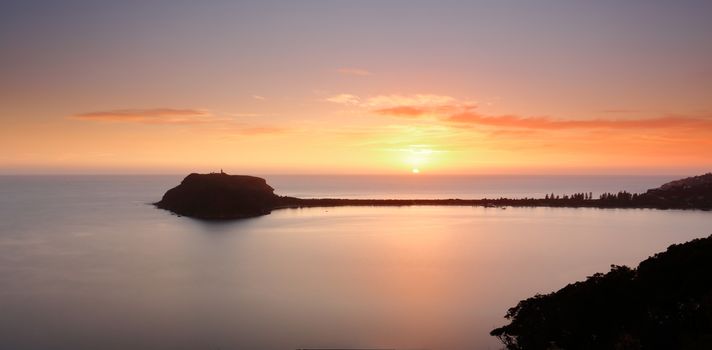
<box><xmin>273</xmin><ymin>196</ymin><xmax>712</xmax><ymax>211</ymax></box>
<box><xmin>154</xmin><ymin>172</ymin><xmax>712</xmax><ymax>219</ymax></box>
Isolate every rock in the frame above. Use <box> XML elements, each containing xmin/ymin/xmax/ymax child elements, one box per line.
<box><xmin>155</xmin><ymin>172</ymin><xmax>278</xmax><ymax>219</ymax></box>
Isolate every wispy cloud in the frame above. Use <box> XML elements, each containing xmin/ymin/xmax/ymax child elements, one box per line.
<box><xmin>229</xmin><ymin>113</ymin><xmax>263</xmax><ymax>117</ymax></box>
<box><xmin>447</xmin><ymin>111</ymin><xmax>712</xmax><ymax>130</ymax></box>
<box><xmin>70</xmin><ymin>108</ymin><xmax>285</xmax><ymax>135</ymax></box>
<box><xmin>373</xmin><ymin>106</ymin><xmax>430</xmax><ymax>117</ymax></box>
<box><xmin>216</xmin><ymin>124</ymin><xmax>286</xmax><ymax>135</ymax></box>
<box><xmin>337</xmin><ymin>67</ymin><xmax>372</xmax><ymax>76</ymax></box>
<box><xmin>252</xmin><ymin>95</ymin><xmax>266</xmax><ymax>100</ymax></box>
<box><xmin>326</xmin><ymin>93</ymin><xmax>470</xmax><ymax>115</ymax></box>
<box><xmin>71</xmin><ymin>108</ymin><xmax>217</xmax><ymax>124</ymax></box>
<box><xmin>236</xmin><ymin>126</ymin><xmax>286</xmax><ymax>135</ymax></box>
<box><xmin>341</xmin><ymin>94</ymin><xmax>712</xmax><ymax>132</ymax></box>
<box><xmin>363</xmin><ymin>94</ymin><xmax>462</xmax><ymax>109</ymax></box>
<box><xmin>326</xmin><ymin>93</ymin><xmax>361</xmax><ymax>105</ymax></box>
<box><xmin>599</xmin><ymin>109</ymin><xmax>641</xmax><ymax>114</ymax></box>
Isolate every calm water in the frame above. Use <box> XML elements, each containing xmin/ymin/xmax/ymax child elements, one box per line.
<box><xmin>265</xmin><ymin>174</ymin><xmax>679</xmax><ymax>199</ymax></box>
<box><xmin>0</xmin><ymin>175</ymin><xmax>710</xmax><ymax>350</ymax></box>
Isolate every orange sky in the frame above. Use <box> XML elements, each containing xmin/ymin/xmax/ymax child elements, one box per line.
<box><xmin>1</xmin><ymin>1</ymin><xmax>711</xmax><ymax>175</ymax></box>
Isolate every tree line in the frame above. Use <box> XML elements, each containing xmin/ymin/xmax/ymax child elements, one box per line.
<box><xmin>543</xmin><ymin>191</ymin><xmax>637</xmax><ymax>202</ymax></box>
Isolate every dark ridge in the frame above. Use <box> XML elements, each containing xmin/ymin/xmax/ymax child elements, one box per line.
<box><xmin>490</xmin><ymin>234</ymin><xmax>712</xmax><ymax>349</ymax></box>
<box><xmin>640</xmin><ymin>172</ymin><xmax>712</xmax><ymax>209</ymax></box>
<box><xmin>155</xmin><ymin>172</ymin><xmax>277</xmax><ymax>219</ymax></box>
<box><xmin>155</xmin><ymin>172</ymin><xmax>712</xmax><ymax>219</ymax></box>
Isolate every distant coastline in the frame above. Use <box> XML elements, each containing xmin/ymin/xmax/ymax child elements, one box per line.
<box><xmin>156</xmin><ymin>173</ymin><xmax>712</xmax><ymax>219</ymax></box>
<box><xmin>273</xmin><ymin>192</ymin><xmax>708</xmax><ymax>211</ymax></box>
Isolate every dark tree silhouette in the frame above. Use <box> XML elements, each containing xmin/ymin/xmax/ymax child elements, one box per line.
<box><xmin>491</xmin><ymin>235</ymin><xmax>712</xmax><ymax>349</ymax></box>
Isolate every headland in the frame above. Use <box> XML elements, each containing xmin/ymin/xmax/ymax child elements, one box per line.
<box><xmin>155</xmin><ymin>172</ymin><xmax>712</xmax><ymax>219</ymax></box>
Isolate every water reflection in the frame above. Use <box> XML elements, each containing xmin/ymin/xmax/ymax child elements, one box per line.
<box><xmin>0</xmin><ymin>177</ymin><xmax>710</xmax><ymax>349</ymax></box>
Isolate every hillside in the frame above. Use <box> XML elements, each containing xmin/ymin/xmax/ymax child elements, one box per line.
<box><xmin>491</xmin><ymin>235</ymin><xmax>712</xmax><ymax>349</ymax></box>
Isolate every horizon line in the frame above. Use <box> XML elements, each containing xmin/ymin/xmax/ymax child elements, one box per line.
<box><xmin>0</xmin><ymin>172</ymin><xmax>695</xmax><ymax>177</ymax></box>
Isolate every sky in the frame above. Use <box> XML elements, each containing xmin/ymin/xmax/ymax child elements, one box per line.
<box><xmin>1</xmin><ymin>0</ymin><xmax>711</xmax><ymax>175</ymax></box>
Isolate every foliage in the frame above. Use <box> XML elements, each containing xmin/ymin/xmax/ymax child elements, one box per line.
<box><xmin>491</xmin><ymin>235</ymin><xmax>712</xmax><ymax>349</ymax></box>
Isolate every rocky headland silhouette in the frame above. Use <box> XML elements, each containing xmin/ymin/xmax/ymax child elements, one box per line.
<box><xmin>491</xmin><ymin>234</ymin><xmax>712</xmax><ymax>349</ymax></box>
<box><xmin>155</xmin><ymin>172</ymin><xmax>278</xmax><ymax>219</ymax></box>
<box><xmin>155</xmin><ymin>172</ymin><xmax>712</xmax><ymax>219</ymax></box>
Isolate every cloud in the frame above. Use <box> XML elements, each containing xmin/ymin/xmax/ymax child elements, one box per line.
<box><xmin>326</xmin><ymin>93</ymin><xmax>361</xmax><ymax>105</ymax></box>
<box><xmin>352</xmin><ymin>94</ymin><xmax>712</xmax><ymax>132</ymax></box>
<box><xmin>337</xmin><ymin>67</ymin><xmax>372</xmax><ymax>76</ymax></box>
<box><xmin>252</xmin><ymin>95</ymin><xmax>266</xmax><ymax>100</ymax></box>
<box><xmin>334</xmin><ymin>93</ymin><xmax>476</xmax><ymax>121</ymax></box>
<box><xmin>373</xmin><ymin>106</ymin><xmax>430</xmax><ymax>117</ymax></box>
<box><xmin>70</xmin><ymin>108</ymin><xmax>285</xmax><ymax>135</ymax></box>
<box><xmin>216</xmin><ymin>124</ymin><xmax>286</xmax><ymax>136</ymax></box>
<box><xmin>363</xmin><ymin>94</ymin><xmax>462</xmax><ymax>109</ymax></box>
<box><xmin>599</xmin><ymin>109</ymin><xmax>641</xmax><ymax>114</ymax></box>
<box><xmin>447</xmin><ymin>112</ymin><xmax>712</xmax><ymax>130</ymax></box>
<box><xmin>229</xmin><ymin>113</ymin><xmax>263</xmax><ymax>117</ymax></box>
<box><xmin>326</xmin><ymin>93</ymin><xmax>469</xmax><ymax>116</ymax></box>
<box><xmin>71</xmin><ymin>108</ymin><xmax>217</xmax><ymax>125</ymax></box>
<box><xmin>237</xmin><ymin>126</ymin><xmax>286</xmax><ymax>135</ymax></box>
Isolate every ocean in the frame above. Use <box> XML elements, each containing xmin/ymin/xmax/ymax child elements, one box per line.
<box><xmin>0</xmin><ymin>175</ymin><xmax>710</xmax><ymax>349</ymax></box>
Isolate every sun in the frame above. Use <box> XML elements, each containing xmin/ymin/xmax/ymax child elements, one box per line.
<box><xmin>404</xmin><ymin>147</ymin><xmax>432</xmax><ymax>173</ymax></box>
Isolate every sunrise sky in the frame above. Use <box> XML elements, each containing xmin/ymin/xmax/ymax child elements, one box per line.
<box><xmin>2</xmin><ymin>0</ymin><xmax>711</xmax><ymax>174</ymax></box>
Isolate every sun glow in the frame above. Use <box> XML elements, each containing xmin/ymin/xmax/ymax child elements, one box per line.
<box><xmin>403</xmin><ymin>146</ymin><xmax>434</xmax><ymax>173</ymax></box>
